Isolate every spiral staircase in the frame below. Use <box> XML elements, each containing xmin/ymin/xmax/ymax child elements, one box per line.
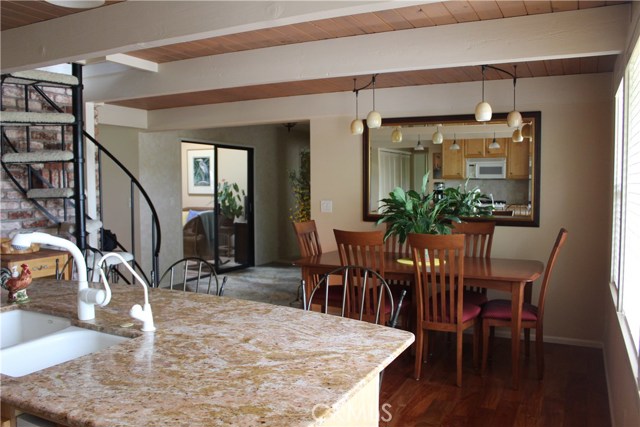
<box><xmin>0</xmin><ymin>64</ymin><xmax>161</xmax><ymax>285</ymax></box>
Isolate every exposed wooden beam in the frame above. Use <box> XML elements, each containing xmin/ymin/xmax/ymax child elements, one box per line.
<box><xmin>83</xmin><ymin>4</ymin><xmax>628</xmax><ymax>103</ymax></box>
<box><xmin>0</xmin><ymin>0</ymin><xmax>429</xmax><ymax>73</ymax></box>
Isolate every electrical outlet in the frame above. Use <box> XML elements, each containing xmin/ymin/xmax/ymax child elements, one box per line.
<box><xmin>320</xmin><ymin>200</ymin><xmax>333</xmax><ymax>213</ymax></box>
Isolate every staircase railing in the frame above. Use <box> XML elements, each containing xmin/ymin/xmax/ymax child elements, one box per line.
<box><xmin>83</xmin><ymin>131</ymin><xmax>161</xmax><ymax>286</ymax></box>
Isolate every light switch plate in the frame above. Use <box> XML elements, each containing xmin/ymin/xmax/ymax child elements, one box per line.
<box><xmin>320</xmin><ymin>200</ymin><xmax>333</xmax><ymax>213</ymax></box>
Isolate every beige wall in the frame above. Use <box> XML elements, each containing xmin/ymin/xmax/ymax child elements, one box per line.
<box><xmin>119</xmin><ymin>71</ymin><xmax>636</xmax><ymax>423</ymax></box>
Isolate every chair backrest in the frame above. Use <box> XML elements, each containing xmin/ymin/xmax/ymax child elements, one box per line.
<box><xmin>159</xmin><ymin>257</ymin><xmax>227</xmax><ymax>296</ymax></box>
<box><xmin>303</xmin><ymin>265</ymin><xmax>404</xmax><ymax>326</ymax></box>
<box><xmin>292</xmin><ymin>220</ymin><xmax>322</xmax><ymax>257</ymax></box>
<box><xmin>451</xmin><ymin>221</ymin><xmax>495</xmax><ymax>258</ymax></box>
<box><xmin>536</xmin><ymin>228</ymin><xmax>569</xmax><ymax>321</ymax></box>
<box><xmin>407</xmin><ymin>233</ymin><xmax>466</xmax><ymax>326</ymax></box>
<box><xmin>384</xmin><ymin>231</ymin><xmax>412</xmax><ymax>258</ymax></box>
<box><xmin>333</xmin><ymin>229</ymin><xmax>385</xmax><ymax>274</ymax></box>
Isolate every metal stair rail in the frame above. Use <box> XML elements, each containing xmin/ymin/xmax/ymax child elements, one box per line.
<box><xmin>0</xmin><ymin>65</ymin><xmax>161</xmax><ymax>286</ymax></box>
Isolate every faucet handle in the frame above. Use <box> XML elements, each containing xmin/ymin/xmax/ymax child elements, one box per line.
<box><xmin>130</xmin><ymin>303</ymin><xmax>156</xmax><ymax>332</ymax></box>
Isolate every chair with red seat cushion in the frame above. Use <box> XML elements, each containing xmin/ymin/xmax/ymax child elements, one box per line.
<box><xmin>451</xmin><ymin>220</ymin><xmax>495</xmax><ymax>306</ymax></box>
<box><xmin>407</xmin><ymin>232</ymin><xmax>481</xmax><ymax>387</ymax></box>
<box><xmin>481</xmin><ymin>228</ymin><xmax>568</xmax><ymax>380</ymax></box>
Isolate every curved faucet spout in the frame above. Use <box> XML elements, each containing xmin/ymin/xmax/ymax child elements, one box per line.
<box><xmin>11</xmin><ymin>232</ymin><xmax>111</xmax><ymax>320</ymax></box>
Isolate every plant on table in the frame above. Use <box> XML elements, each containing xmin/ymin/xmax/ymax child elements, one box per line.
<box><xmin>441</xmin><ymin>179</ymin><xmax>494</xmax><ymax>218</ymax></box>
<box><xmin>377</xmin><ymin>174</ymin><xmax>460</xmax><ymax>243</ymax></box>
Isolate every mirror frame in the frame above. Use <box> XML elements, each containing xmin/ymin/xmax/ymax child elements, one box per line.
<box><xmin>363</xmin><ymin>111</ymin><xmax>541</xmax><ymax>227</ymax></box>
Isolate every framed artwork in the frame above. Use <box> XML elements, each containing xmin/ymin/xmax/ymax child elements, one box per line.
<box><xmin>187</xmin><ymin>149</ymin><xmax>215</xmax><ymax>194</ymax></box>
<box><xmin>432</xmin><ymin>152</ymin><xmax>442</xmax><ymax>179</ymax></box>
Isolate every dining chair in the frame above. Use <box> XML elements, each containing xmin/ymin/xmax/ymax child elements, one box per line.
<box><xmin>451</xmin><ymin>220</ymin><xmax>496</xmax><ymax>306</ymax></box>
<box><xmin>407</xmin><ymin>232</ymin><xmax>481</xmax><ymax>387</ymax></box>
<box><xmin>334</xmin><ymin>229</ymin><xmax>396</xmax><ymax>324</ymax></box>
<box><xmin>481</xmin><ymin>228</ymin><xmax>568</xmax><ymax>380</ymax></box>
<box><xmin>292</xmin><ymin>220</ymin><xmax>326</xmax><ymax>304</ymax></box>
<box><xmin>159</xmin><ymin>257</ymin><xmax>227</xmax><ymax>296</ymax></box>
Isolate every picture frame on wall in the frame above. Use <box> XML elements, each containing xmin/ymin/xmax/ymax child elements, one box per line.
<box><xmin>187</xmin><ymin>149</ymin><xmax>215</xmax><ymax>195</ymax></box>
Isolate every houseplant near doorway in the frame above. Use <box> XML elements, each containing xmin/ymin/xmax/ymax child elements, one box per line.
<box><xmin>217</xmin><ymin>181</ymin><xmax>245</xmax><ymax>222</ymax></box>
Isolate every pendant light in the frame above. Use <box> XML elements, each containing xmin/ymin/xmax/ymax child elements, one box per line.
<box><xmin>507</xmin><ymin>65</ymin><xmax>522</xmax><ymax>128</ymax></box>
<box><xmin>489</xmin><ymin>132</ymin><xmax>500</xmax><ymax>149</ymax></box>
<box><xmin>432</xmin><ymin>124</ymin><xmax>443</xmax><ymax>145</ymax></box>
<box><xmin>512</xmin><ymin>127</ymin><xmax>524</xmax><ymax>142</ymax></box>
<box><xmin>391</xmin><ymin>126</ymin><xmax>403</xmax><ymax>143</ymax></box>
<box><xmin>475</xmin><ymin>65</ymin><xmax>492</xmax><ymax>122</ymax></box>
<box><xmin>414</xmin><ymin>135</ymin><xmax>425</xmax><ymax>151</ymax></box>
<box><xmin>366</xmin><ymin>75</ymin><xmax>382</xmax><ymax>129</ymax></box>
<box><xmin>350</xmin><ymin>78</ymin><xmax>364</xmax><ymax>135</ymax></box>
<box><xmin>521</xmin><ymin>122</ymin><xmax>532</xmax><ymax>139</ymax></box>
<box><xmin>450</xmin><ymin>133</ymin><xmax>460</xmax><ymax>150</ymax></box>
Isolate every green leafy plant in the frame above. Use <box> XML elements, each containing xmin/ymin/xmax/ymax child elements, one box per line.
<box><xmin>288</xmin><ymin>149</ymin><xmax>310</xmax><ymax>222</ymax></box>
<box><xmin>217</xmin><ymin>180</ymin><xmax>246</xmax><ymax>220</ymax></box>
<box><xmin>442</xmin><ymin>179</ymin><xmax>494</xmax><ymax>218</ymax></box>
<box><xmin>377</xmin><ymin>174</ymin><xmax>460</xmax><ymax>243</ymax></box>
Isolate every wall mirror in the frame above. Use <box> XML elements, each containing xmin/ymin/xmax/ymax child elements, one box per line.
<box><xmin>363</xmin><ymin>111</ymin><xmax>540</xmax><ymax>227</ymax></box>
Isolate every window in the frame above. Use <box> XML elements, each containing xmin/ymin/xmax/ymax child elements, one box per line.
<box><xmin>612</xmin><ymin>37</ymin><xmax>640</xmax><ymax>383</ymax></box>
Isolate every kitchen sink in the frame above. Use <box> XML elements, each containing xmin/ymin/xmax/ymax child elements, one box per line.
<box><xmin>1</xmin><ymin>310</ymin><xmax>72</xmax><ymax>349</ymax></box>
<box><xmin>0</xmin><ymin>310</ymin><xmax>130</xmax><ymax>378</ymax></box>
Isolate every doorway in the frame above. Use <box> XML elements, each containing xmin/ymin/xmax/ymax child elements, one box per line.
<box><xmin>181</xmin><ymin>141</ymin><xmax>254</xmax><ymax>273</ymax></box>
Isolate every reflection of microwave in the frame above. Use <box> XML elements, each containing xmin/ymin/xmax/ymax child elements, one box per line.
<box><xmin>466</xmin><ymin>158</ymin><xmax>506</xmax><ymax>179</ymax></box>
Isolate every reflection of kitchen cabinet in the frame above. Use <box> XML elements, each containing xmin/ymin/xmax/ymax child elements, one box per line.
<box><xmin>465</xmin><ymin>138</ymin><xmax>507</xmax><ymax>158</ymax></box>
<box><xmin>507</xmin><ymin>139</ymin><xmax>530</xmax><ymax>179</ymax></box>
<box><xmin>442</xmin><ymin>140</ymin><xmax>464</xmax><ymax>179</ymax></box>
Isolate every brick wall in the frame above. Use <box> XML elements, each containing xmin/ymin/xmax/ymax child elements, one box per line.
<box><xmin>1</xmin><ymin>83</ymin><xmax>75</xmax><ymax>238</ymax></box>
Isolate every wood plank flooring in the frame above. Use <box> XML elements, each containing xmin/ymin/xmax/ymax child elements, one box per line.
<box><xmin>379</xmin><ymin>336</ymin><xmax>610</xmax><ymax>427</ymax></box>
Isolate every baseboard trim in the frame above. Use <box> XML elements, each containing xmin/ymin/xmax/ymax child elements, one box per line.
<box><xmin>490</xmin><ymin>329</ymin><xmax>603</xmax><ymax>349</ymax></box>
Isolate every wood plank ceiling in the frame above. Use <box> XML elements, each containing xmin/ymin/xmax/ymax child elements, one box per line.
<box><xmin>0</xmin><ymin>0</ymin><xmax>625</xmax><ymax>111</ymax></box>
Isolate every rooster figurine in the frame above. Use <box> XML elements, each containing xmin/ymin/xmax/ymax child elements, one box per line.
<box><xmin>1</xmin><ymin>264</ymin><xmax>32</xmax><ymax>304</ymax></box>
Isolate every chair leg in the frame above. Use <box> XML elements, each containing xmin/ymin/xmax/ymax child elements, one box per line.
<box><xmin>456</xmin><ymin>330</ymin><xmax>463</xmax><ymax>387</ymax></box>
<box><xmin>414</xmin><ymin>328</ymin><xmax>423</xmax><ymax>380</ymax></box>
<box><xmin>473</xmin><ymin>321</ymin><xmax>481</xmax><ymax>370</ymax></box>
<box><xmin>482</xmin><ymin>320</ymin><xmax>490</xmax><ymax>376</ymax></box>
<box><xmin>536</xmin><ymin>325</ymin><xmax>544</xmax><ymax>380</ymax></box>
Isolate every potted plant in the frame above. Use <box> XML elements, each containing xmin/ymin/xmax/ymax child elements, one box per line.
<box><xmin>441</xmin><ymin>179</ymin><xmax>494</xmax><ymax>218</ymax></box>
<box><xmin>217</xmin><ymin>181</ymin><xmax>246</xmax><ymax>223</ymax></box>
<box><xmin>377</xmin><ymin>174</ymin><xmax>460</xmax><ymax>243</ymax></box>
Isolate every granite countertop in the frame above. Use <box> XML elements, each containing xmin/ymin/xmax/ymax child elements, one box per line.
<box><xmin>0</xmin><ymin>280</ymin><xmax>414</xmax><ymax>426</ymax></box>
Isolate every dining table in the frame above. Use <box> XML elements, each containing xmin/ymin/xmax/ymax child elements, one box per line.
<box><xmin>293</xmin><ymin>250</ymin><xmax>544</xmax><ymax>389</ymax></box>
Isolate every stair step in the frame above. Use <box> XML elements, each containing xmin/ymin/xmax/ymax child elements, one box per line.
<box><xmin>65</xmin><ymin>219</ymin><xmax>103</xmax><ymax>235</ymax></box>
<box><xmin>27</xmin><ymin>188</ymin><xmax>74</xmax><ymax>199</ymax></box>
<box><xmin>2</xmin><ymin>150</ymin><xmax>74</xmax><ymax>164</ymax></box>
<box><xmin>0</xmin><ymin>111</ymin><xmax>75</xmax><ymax>126</ymax></box>
<box><xmin>4</xmin><ymin>70</ymin><xmax>79</xmax><ymax>87</ymax></box>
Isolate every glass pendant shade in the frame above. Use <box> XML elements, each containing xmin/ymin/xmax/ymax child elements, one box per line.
<box><xmin>489</xmin><ymin>134</ymin><xmax>500</xmax><ymax>149</ymax></box>
<box><xmin>351</xmin><ymin>119</ymin><xmax>364</xmax><ymax>135</ymax></box>
<box><xmin>522</xmin><ymin>123</ymin><xmax>532</xmax><ymax>139</ymax></box>
<box><xmin>432</xmin><ymin>127</ymin><xmax>443</xmax><ymax>144</ymax></box>
<box><xmin>512</xmin><ymin>128</ymin><xmax>524</xmax><ymax>142</ymax></box>
<box><xmin>414</xmin><ymin>136</ymin><xmax>424</xmax><ymax>151</ymax></box>
<box><xmin>507</xmin><ymin>110</ymin><xmax>522</xmax><ymax>128</ymax></box>
<box><xmin>475</xmin><ymin>101</ymin><xmax>492</xmax><ymax>122</ymax></box>
<box><xmin>367</xmin><ymin>110</ymin><xmax>382</xmax><ymax>129</ymax></box>
<box><xmin>450</xmin><ymin>135</ymin><xmax>460</xmax><ymax>150</ymax></box>
<box><xmin>391</xmin><ymin>127</ymin><xmax>402</xmax><ymax>143</ymax></box>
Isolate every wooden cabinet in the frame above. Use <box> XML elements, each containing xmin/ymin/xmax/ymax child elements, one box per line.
<box><xmin>1</xmin><ymin>248</ymin><xmax>71</xmax><ymax>279</ymax></box>
<box><xmin>465</xmin><ymin>138</ymin><xmax>507</xmax><ymax>158</ymax></box>
<box><xmin>507</xmin><ymin>139</ymin><xmax>530</xmax><ymax>179</ymax></box>
<box><xmin>442</xmin><ymin>140</ymin><xmax>464</xmax><ymax>179</ymax></box>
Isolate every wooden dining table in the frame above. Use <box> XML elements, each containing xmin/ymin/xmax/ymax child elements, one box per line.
<box><xmin>293</xmin><ymin>250</ymin><xmax>544</xmax><ymax>389</ymax></box>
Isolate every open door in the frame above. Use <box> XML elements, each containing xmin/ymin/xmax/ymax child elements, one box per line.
<box><xmin>181</xmin><ymin>141</ymin><xmax>253</xmax><ymax>273</ymax></box>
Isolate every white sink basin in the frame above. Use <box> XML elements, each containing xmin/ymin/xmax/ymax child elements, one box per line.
<box><xmin>0</xmin><ymin>311</ymin><xmax>130</xmax><ymax>378</ymax></box>
<box><xmin>1</xmin><ymin>310</ymin><xmax>71</xmax><ymax>349</ymax></box>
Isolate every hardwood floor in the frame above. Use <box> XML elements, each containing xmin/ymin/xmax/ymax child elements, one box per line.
<box><xmin>379</xmin><ymin>336</ymin><xmax>610</xmax><ymax>427</ymax></box>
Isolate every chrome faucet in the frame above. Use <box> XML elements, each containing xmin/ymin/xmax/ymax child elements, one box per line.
<box><xmin>11</xmin><ymin>232</ymin><xmax>111</xmax><ymax>321</ymax></box>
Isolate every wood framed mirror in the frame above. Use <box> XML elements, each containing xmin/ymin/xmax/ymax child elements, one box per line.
<box><xmin>363</xmin><ymin>111</ymin><xmax>541</xmax><ymax>227</ymax></box>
